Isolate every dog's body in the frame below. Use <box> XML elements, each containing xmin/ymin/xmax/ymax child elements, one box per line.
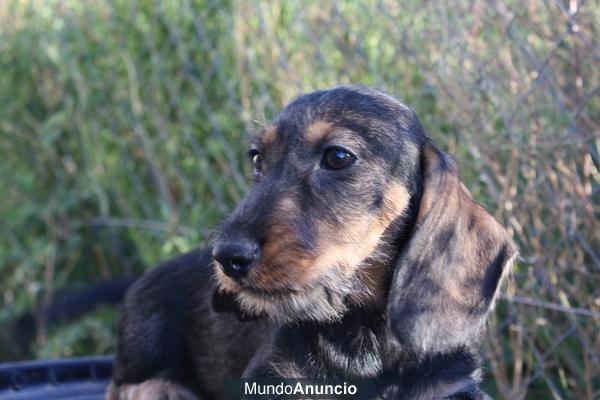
<box><xmin>108</xmin><ymin>86</ymin><xmax>516</xmax><ymax>400</ymax></box>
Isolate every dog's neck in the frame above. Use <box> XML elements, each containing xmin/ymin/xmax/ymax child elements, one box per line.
<box><xmin>211</xmin><ymin>290</ymin><xmax>261</xmax><ymax>322</ymax></box>
<box><xmin>270</xmin><ymin>304</ymin><xmax>483</xmax><ymax>399</ymax></box>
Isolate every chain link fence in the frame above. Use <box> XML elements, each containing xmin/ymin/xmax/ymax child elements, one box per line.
<box><xmin>0</xmin><ymin>1</ymin><xmax>598</xmax><ymax>399</ymax></box>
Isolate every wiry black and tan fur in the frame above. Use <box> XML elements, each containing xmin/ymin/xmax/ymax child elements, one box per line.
<box><xmin>107</xmin><ymin>85</ymin><xmax>516</xmax><ymax>400</ymax></box>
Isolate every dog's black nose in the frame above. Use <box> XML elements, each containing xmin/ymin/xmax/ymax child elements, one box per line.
<box><xmin>213</xmin><ymin>239</ymin><xmax>260</xmax><ymax>280</ymax></box>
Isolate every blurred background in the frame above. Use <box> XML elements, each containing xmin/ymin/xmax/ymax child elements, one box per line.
<box><xmin>0</xmin><ymin>0</ymin><xmax>598</xmax><ymax>398</ymax></box>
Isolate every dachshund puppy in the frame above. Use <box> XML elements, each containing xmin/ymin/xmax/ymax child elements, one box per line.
<box><xmin>107</xmin><ymin>85</ymin><xmax>516</xmax><ymax>400</ymax></box>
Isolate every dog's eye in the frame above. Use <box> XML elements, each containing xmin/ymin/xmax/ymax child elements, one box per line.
<box><xmin>321</xmin><ymin>146</ymin><xmax>356</xmax><ymax>170</ymax></box>
<box><xmin>248</xmin><ymin>149</ymin><xmax>262</xmax><ymax>176</ymax></box>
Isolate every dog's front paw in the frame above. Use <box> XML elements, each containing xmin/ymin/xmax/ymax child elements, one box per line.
<box><xmin>106</xmin><ymin>379</ymin><xmax>198</xmax><ymax>400</ymax></box>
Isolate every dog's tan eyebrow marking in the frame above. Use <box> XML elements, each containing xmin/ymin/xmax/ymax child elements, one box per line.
<box><xmin>305</xmin><ymin>121</ymin><xmax>333</xmax><ymax>144</ymax></box>
<box><xmin>260</xmin><ymin>125</ymin><xmax>277</xmax><ymax>146</ymax></box>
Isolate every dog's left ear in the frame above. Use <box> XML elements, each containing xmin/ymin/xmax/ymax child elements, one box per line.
<box><xmin>388</xmin><ymin>139</ymin><xmax>517</xmax><ymax>354</ymax></box>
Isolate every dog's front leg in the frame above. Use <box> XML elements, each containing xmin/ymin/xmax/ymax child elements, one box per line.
<box><xmin>106</xmin><ymin>379</ymin><xmax>198</xmax><ymax>400</ymax></box>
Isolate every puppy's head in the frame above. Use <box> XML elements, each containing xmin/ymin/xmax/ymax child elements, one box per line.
<box><xmin>212</xmin><ymin>85</ymin><xmax>516</xmax><ymax>332</ymax></box>
<box><xmin>212</xmin><ymin>85</ymin><xmax>420</xmax><ymax>322</ymax></box>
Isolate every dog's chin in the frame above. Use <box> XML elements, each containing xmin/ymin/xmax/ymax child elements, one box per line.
<box><xmin>214</xmin><ymin>262</ymin><xmax>380</xmax><ymax>324</ymax></box>
<box><xmin>215</xmin><ymin>276</ymin><xmax>359</xmax><ymax>324</ymax></box>
<box><xmin>235</xmin><ymin>284</ymin><xmax>349</xmax><ymax>324</ymax></box>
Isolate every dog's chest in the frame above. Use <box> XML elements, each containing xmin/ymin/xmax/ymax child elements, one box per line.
<box><xmin>279</xmin><ymin>313</ymin><xmax>395</xmax><ymax>378</ymax></box>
